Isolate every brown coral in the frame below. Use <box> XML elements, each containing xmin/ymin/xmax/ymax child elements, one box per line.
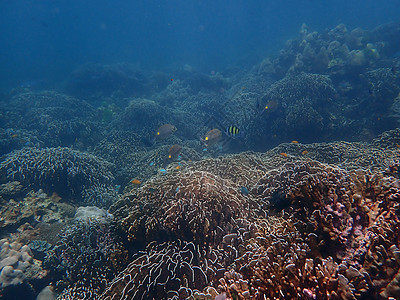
<box><xmin>101</xmin><ymin>140</ymin><xmax>400</xmax><ymax>299</ymax></box>
<box><xmin>111</xmin><ymin>169</ymin><xmax>267</xmax><ymax>246</ymax></box>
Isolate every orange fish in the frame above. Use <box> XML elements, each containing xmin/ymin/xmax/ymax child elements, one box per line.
<box><xmin>291</xmin><ymin>140</ymin><xmax>299</xmax><ymax>144</ymax></box>
<box><xmin>280</xmin><ymin>152</ymin><xmax>288</xmax><ymax>157</ymax></box>
<box><xmin>11</xmin><ymin>134</ymin><xmax>18</xmax><ymax>138</ymax></box>
<box><xmin>204</xmin><ymin>128</ymin><xmax>222</xmax><ymax>147</ymax></box>
<box><xmin>301</xmin><ymin>150</ymin><xmax>309</xmax><ymax>155</ymax></box>
<box><xmin>131</xmin><ymin>179</ymin><xmax>141</xmax><ymax>185</ymax></box>
<box><xmin>168</xmin><ymin>144</ymin><xmax>182</xmax><ymax>160</ymax></box>
<box><xmin>175</xmin><ymin>165</ymin><xmax>181</xmax><ymax>170</ymax></box>
<box><xmin>156</xmin><ymin>124</ymin><xmax>177</xmax><ymax>140</ymax></box>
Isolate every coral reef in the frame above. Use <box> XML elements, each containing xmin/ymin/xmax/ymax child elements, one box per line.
<box><xmin>264</xmin><ymin>140</ymin><xmax>399</xmax><ymax>171</ymax></box>
<box><xmin>0</xmin><ymin>181</ymin><xmax>24</xmax><ymax>201</ymax></box>
<box><xmin>73</xmin><ymin>206</ymin><xmax>111</xmax><ymax>221</ymax></box>
<box><xmin>101</xmin><ymin>240</ymin><xmax>212</xmax><ymax>300</ymax></box>
<box><xmin>93</xmin><ymin>130</ymin><xmax>202</xmax><ymax>186</ymax></box>
<box><xmin>202</xmin><ymin>160</ymin><xmax>399</xmax><ymax>299</ymax></box>
<box><xmin>97</xmin><ymin>134</ymin><xmax>400</xmax><ymax>299</ymax></box>
<box><xmin>44</xmin><ymin>218</ymin><xmax>127</xmax><ymax>300</ymax></box>
<box><xmin>111</xmin><ymin>99</ymin><xmax>172</xmax><ymax>137</ymax></box>
<box><xmin>0</xmin><ymin>128</ymin><xmax>42</xmax><ymax>156</ymax></box>
<box><xmin>109</xmin><ymin>169</ymin><xmax>266</xmax><ymax>246</ymax></box>
<box><xmin>1</xmin><ymin>21</ymin><xmax>400</xmax><ymax>300</ymax></box>
<box><xmin>0</xmin><ymin>147</ymin><xmax>117</xmax><ymax>207</ymax></box>
<box><xmin>266</xmin><ymin>23</ymin><xmax>399</xmax><ymax>79</ymax></box>
<box><xmin>0</xmin><ymin>238</ymin><xmax>47</xmax><ymax>295</ymax></box>
<box><xmin>247</xmin><ymin>23</ymin><xmax>400</xmax><ymax>149</ymax></box>
<box><xmin>64</xmin><ymin>63</ymin><xmax>151</xmax><ymax>101</ymax></box>
<box><xmin>0</xmin><ymin>91</ymin><xmax>102</xmax><ymax>148</ymax></box>
<box><xmin>246</xmin><ymin>73</ymin><xmax>339</xmax><ymax>149</ymax></box>
<box><xmin>0</xmin><ymin>189</ymin><xmax>75</xmax><ymax>239</ymax></box>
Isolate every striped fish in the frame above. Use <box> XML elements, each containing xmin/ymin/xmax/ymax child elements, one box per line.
<box><xmin>225</xmin><ymin>125</ymin><xmax>241</xmax><ymax>138</ymax></box>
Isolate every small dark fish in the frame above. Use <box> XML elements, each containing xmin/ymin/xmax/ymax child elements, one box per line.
<box><xmin>391</xmin><ymin>66</ymin><xmax>397</xmax><ymax>75</ymax></box>
<box><xmin>264</xmin><ymin>100</ymin><xmax>279</xmax><ymax>111</ymax></box>
<box><xmin>156</xmin><ymin>124</ymin><xmax>177</xmax><ymax>140</ymax></box>
<box><xmin>269</xmin><ymin>190</ymin><xmax>291</xmax><ymax>211</ymax></box>
<box><xmin>240</xmin><ymin>186</ymin><xmax>249</xmax><ymax>196</ymax></box>
<box><xmin>204</xmin><ymin>128</ymin><xmax>222</xmax><ymax>147</ymax></box>
<box><xmin>258</xmin><ymin>99</ymin><xmax>279</xmax><ymax>116</ymax></box>
<box><xmin>225</xmin><ymin>125</ymin><xmax>242</xmax><ymax>138</ymax></box>
<box><xmin>168</xmin><ymin>144</ymin><xmax>182</xmax><ymax>160</ymax></box>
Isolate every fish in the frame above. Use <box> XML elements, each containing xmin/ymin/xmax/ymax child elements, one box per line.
<box><xmin>204</xmin><ymin>128</ymin><xmax>222</xmax><ymax>147</ymax></box>
<box><xmin>257</xmin><ymin>99</ymin><xmax>279</xmax><ymax>116</ymax></box>
<box><xmin>131</xmin><ymin>179</ymin><xmax>141</xmax><ymax>185</ymax></box>
<box><xmin>280</xmin><ymin>152</ymin><xmax>288</xmax><ymax>157</ymax></box>
<box><xmin>240</xmin><ymin>186</ymin><xmax>249</xmax><ymax>196</ymax></box>
<box><xmin>264</xmin><ymin>100</ymin><xmax>279</xmax><ymax>111</ymax></box>
<box><xmin>168</xmin><ymin>144</ymin><xmax>182</xmax><ymax>160</ymax></box>
<box><xmin>156</xmin><ymin>124</ymin><xmax>177</xmax><ymax>140</ymax></box>
<box><xmin>291</xmin><ymin>140</ymin><xmax>299</xmax><ymax>144</ymax></box>
<box><xmin>269</xmin><ymin>190</ymin><xmax>291</xmax><ymax>211</ymax></box>
<box><xmin>225</xmin><ymin>125</ymin><xmax>242</xmax><ymax>138</ymax></box>
<box><xmin>301</xmin><ymin>150</ymin><xmax>309</xmax><ymax>155</ymax></box>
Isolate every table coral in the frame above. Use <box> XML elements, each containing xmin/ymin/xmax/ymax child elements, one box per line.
<box><xmin>1</xmin><ymin>91</ymin><xmax>101</xmax><ymax>148</ymax></box>
<box><xmin>45</xmin><ymin>218</ymin><xmax>127</xmax><ymax>300</ymax></box>
<box><xmin>0</xmin><ymin>147</ymin><xmax>117</xmax><ymax>207</ymax></box>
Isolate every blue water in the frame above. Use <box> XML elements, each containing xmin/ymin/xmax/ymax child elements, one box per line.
<box><xmin>0</xmin><ymin>0</ymin><xmax>399</xmax><ymax>90</ymax></box>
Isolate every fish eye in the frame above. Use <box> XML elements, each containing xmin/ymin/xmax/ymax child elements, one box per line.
<box><xmin>205</xmin><ymin>137</ymin><xmax>209</xmax><ymax>140</ymax></box>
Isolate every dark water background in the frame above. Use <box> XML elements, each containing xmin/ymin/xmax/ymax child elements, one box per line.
<box><xmin>1</xmin><ymin>0</ymin><xmax>399</xmax><ymax>91</ymax></box>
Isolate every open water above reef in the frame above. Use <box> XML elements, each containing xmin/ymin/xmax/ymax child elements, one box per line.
<box><xmin>1</xmin><ymin>1</ymin><xmax>400</xmax><ymax>299</ymax></box>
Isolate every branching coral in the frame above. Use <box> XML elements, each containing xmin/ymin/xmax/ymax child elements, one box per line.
<box><xmin>45</xmin><ymin>218</ymin><xmax>127</xmax><ymax>300</ymax></box>
<box><xmin>110</xmin><ymin>169</ymin><xmax>266</xmax><ymax>246</ymax></box>
<box><xmin>101</xmin><ymin>240</ymin><xmax>210</xmax><ymax>300</ymax></box>
<box><xmin>96</xmin><ymin>133</ymin><xmax>400</xmax><ymax>299</ymax></box>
